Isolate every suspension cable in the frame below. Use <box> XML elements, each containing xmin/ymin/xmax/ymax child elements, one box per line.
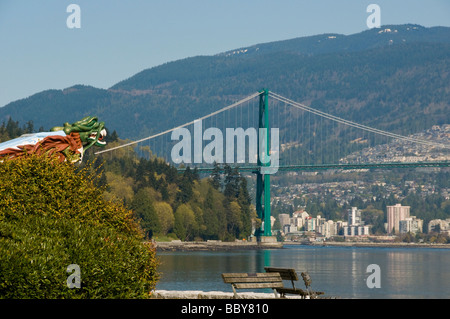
<box><xmin>269</xmin><ymin>91</ymin><xmax>450</xmax><ymax>149</ymax></box>
<box><xmin>94</xmin><ymin>92</ymin><xmax>262</xmax><ymax>155</ymax></box>
<box><xmin>95</xmin><ymin>90</ymin><xmax>449</xmax><ymax>156</ymax></box>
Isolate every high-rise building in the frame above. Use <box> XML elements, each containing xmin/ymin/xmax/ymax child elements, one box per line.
<box><xmin>387</xmin><ymin>204</ymin><xmax>410</xmax><ymax>234</ymax></box>
<box><xmin>344</xmin><ymin>207</ymin><xmax>370</xmax><ymax>236</ymax></box>
<box><xmin>278</xmin><ymin>214</ymin><xmax>290</xmax><ymax>228</ymax></box>
<box><xmin>305</xmin><ymin>217</ymin><xmax>316</xmax><ymax>232</ymax></box>
<box><xmin>399</xmin><ymin>216</ymin><xmax>423</xmax><ymax>234</ymax></box>
<box><xmin>348</xmin><ymin>207</ymin><xmax>362</xmax><ymax>226</ymax></box>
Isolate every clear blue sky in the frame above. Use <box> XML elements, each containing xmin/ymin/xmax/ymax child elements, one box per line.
<box><xmin>1</xmin><ymin>0</ymin><xmax>449</xmax><ymax>107</ymax></box>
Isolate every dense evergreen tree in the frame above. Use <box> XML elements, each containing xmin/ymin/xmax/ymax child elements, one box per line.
<box><xmin>209</xmin><ymin>161</ymin><xmax>222</xmax><ymax>190</ymax></box>
<box><xmin>131</xmin><ymin>188</ymin><xmax>160</xmax><ymax>238</ymax></box>
<box><xmin>202</xmin><ymin>187</ymin><xmax>220</xmax><ymax>239</ymax></box>
<box><xmin>0</xmin><ymin>117</ymin><xmax>35</xmax><ymax>142</ymax></box>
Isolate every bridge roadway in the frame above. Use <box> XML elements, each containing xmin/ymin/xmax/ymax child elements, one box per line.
<box><xmin>177</xmin><ymin>161</ymin><xmax>450</xmax><ymax>173</ymax></box>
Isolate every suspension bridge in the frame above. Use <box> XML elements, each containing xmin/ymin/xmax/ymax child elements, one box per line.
<box><xmin>95</xmin><ymin>89</ymin><xmax>450</xmax><ymax>241</ymax></box>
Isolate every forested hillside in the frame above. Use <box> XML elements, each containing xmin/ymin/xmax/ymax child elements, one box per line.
<box><xmin>3</xmin><ymin>118</ymin><xmax>449</xmax><ymax>241</ymax></box>
<box><xmin>1</xmin><ymin>24</ymin><xmax>449</xmax><ymax>151</ymax></box>
<box><xmin>1</xmin><ymin>119</ymin><xmax>255</xmax><ymax>241</ymax></box>
<box><xmin>87</xmin><ymin>145</ymin><xmax>255</xmax><ymax>241</ymax></box>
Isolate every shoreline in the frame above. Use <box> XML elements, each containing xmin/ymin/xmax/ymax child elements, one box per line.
<box><xmin>152</xmin><ymin>290</ymin><xmax>326</xmax><ymax>299</ymax></box>
<box><xmin>296</xmin><ymin>241</ymin><xmax>450</xmax><ymax>249</ymax></box>
<box><xmin>155</xmin><ymin>240</ymin><xmax>283</xmax><ymax>251</ymax></box>
<box><xmin>154</xmin><ymin>240</ymin><xmax>450</xmax><ymax>251</ymax></box>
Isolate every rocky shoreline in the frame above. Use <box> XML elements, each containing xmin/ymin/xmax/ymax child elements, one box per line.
<box><xmin>155</xmin><ymin>240</ymin><xmax>283</xmax><ymax>251</ymax></box>
<box><xmin>153</xmin><ymin>290</ymin><xmax>287</xmax><ymax>299</ymax></box>
<box><xmin>301</xmin><ymin>241</ymin><xmax>450</xmax><ymax>249</ymax></box>
<box><xmin>152</xmin><ymin>290</ymin><xmax>325</xmax><ymax>299</ymax></box>
<box><xmin>154</xmin><ymin>240</ymin><xmax>450</xmax><ymax>251</ymax></box>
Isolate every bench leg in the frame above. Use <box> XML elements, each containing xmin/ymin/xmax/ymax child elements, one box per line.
<box><xmin>232</xmin><ymin>285</ymin><xmax>238</xmax><ymax>299</ymax></box>
<box><xmin>272</xmin><ymin>289</ymin><xmax>280</xmax><ymax>298</ymax></box>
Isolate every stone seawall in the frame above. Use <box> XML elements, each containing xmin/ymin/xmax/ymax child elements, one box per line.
<box><xmin>153</xmin><ymin>290</ymin><xmax>306</xmax><ymax>299</ymax></box>
<box><xmin>154</xmin><ymin>240</ymin><xmax>283</xmax><ymax>251</ymax></box>
<box><xmin>301</xmin><ymin>241</ymin><xmax>450</xmax><ymax>249</ymax></box>
<box><xmin>154</xmin><ymin>240</ymin><xmax>450</xmax><ymax>251</ymax></box>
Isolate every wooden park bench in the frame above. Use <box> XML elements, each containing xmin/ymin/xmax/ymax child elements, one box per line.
<box><xmin>264</xmin><ymin>267</ymin><xmax>325</xmax><ymax>299</ymax></box>
<box><xmin>221</xmin><ymin>272</ymin><xmax>284</xmax><ymax>298</ymax></box>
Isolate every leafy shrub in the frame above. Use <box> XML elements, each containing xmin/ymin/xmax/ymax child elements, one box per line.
<box><xmin>0</xmin><ymin>155</ymin><xmax>159</xmax><ymax>298</ymax></box>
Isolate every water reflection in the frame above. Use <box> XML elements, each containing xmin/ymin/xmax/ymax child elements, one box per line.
<box><xmin>156</xmin><ymin>246</ymin><xmax>450</xmax><ymax>298</ymax></box>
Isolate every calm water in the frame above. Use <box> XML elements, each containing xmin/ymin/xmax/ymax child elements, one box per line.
<box><xmin>156</xmin><ymin>245</ymin><xmax>450</xmax><ymax>299</ymax></box>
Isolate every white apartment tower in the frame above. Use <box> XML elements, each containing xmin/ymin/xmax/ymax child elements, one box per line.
<box><xmin>387</xmin><ymin>204</ymin><xmax>410</xmax><ymax>234</ymax></box>
<box><xmin>344</xmin><ymin>207</ymin><xmax>369</xmax><ymax>236</ymax></box>
<box><xmin>348</xmin><ymin>207</ymin><xmax>361</xmax><ymax>226</ymax></box>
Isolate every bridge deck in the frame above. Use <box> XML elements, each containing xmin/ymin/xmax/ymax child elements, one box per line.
<box><xmin>177</xmin><ymin>161</ymin><xmax>450</xmax><ymax>173</ymax></box>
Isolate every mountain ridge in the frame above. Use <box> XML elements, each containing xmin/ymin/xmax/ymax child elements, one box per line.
<box><xmin>217</xmin><ymin>24</ymin><xmax>450</xmax><ymax>58</ymax></box>
<box><xmin>1</xmin><ymin>24</ymin><xmax>449</xmax><ymax>152</ymax></box>
<box><xmin>111</xmin><ymin>24</ymin><xmax>450</xmax><ymax>92</ymax></box>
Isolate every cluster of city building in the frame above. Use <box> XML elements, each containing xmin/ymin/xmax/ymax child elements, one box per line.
<box><xmin>275</xmin><ymin>203</ymin><xmax>449</xmax><ymax>241</ymax></box>
<box><xmin>341</xmin><ymin>124</ymin><xmax>450</xmax><ymax>164</ymax></box>
<box><xmin>387</xmin><ymin>204</ymin><xmax>421</xmax><ymax>235</ymax></box>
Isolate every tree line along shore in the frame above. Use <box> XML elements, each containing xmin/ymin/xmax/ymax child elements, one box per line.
<box><xmin>153</xmin><ymin>239</ymin><xmax>450</xmax><ymax>251</ymax></box>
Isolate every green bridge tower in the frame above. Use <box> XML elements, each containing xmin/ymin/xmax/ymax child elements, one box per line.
<box><xmin>255</xmin><ymin>89</ymin><xmax>275</xmax><ymax>242</ymax></box>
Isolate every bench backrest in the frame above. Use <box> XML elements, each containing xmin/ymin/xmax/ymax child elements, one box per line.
<box><xmin>264</xmin><ymin>267</ymin><xmax>298</xmax><ymax>281</ymax></box>
<box><xmin>264</xmin><ymin>267</ymin><xmax>302</xmax><ymax>289</ymax></box>
<box><xmin>222</xmin><ymin>273</ymin><xmax>283</xmax><ymax>290</ymax></box>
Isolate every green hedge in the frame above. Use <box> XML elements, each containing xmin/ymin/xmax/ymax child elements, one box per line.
<box><xmin>0</xmin><ymin>155</ymin><xmax>159</xmax><ymax>298</ymax></box>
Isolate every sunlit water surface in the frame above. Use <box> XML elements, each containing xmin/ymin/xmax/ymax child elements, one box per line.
<box><xmin>156</xmin><ymin>245</ymin><xmax>450</xmax><ymax>298</ymax></box>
